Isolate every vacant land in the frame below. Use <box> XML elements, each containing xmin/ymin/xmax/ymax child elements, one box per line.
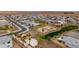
<box><xmin>37</xmin><ymin>40</ymin><xmax>57</xmax><ymax>48</ymax></box>
<box><xmin>37</xmin><ymin>26</ymin><xmax>56</xmax><ymax>34</ymax></box>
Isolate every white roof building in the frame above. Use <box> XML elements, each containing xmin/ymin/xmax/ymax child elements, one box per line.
<box><xmin>0</xmin><ymin>20</ymin><xmax>12</xmax><ymax>26</ymax></box>
<box><xmin>58</xmin><ymin>36</ymin><xmax>79</xmax><ymax>48</ymax></box>
<box><xmin>25</xmin><ymin>38</ymin><xmax>38</xmax><ymax>47</ymax></box>
<box><xmin>20</xmin><ymin>20</ymin><xmax>39</xmax><ymax>27</ymax></box>
<box><xmin>0</xmin><ymin>35</ymin><xmax>12</xmax><ymax>48</ymax></box>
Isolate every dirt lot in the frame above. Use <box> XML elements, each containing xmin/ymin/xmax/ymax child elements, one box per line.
<box><xmin>37</xmin><ymin>25</ymin><xmax>57</xmax><ymax>34</ymax></box>
<box><xmin>37</xmin><ymin>40</ymin><xmax>57</xmax><ymax>48</ymax></box>
<box><xmin>12</xmin><ymin>40</ymin><xmax>21</xmax><ymax>48</ymax></box>
<box><xmin>0</xmin><ymin>11</ymin><xmax>79</xmax><ymax>17</ymax></box>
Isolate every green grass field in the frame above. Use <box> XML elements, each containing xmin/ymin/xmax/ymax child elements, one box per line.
<box><xmin>0</xmin><ymin>25</ymin><xmax>13</xmax><ymax>30</ymax></box>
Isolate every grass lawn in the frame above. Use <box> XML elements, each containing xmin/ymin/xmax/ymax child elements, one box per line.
<box><xmin>0</xmin><ymin>25</ymin><xmax>13</xmax><ymax>30</ymax></box>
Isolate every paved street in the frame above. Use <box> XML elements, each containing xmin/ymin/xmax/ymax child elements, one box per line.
<box><xmin>0</xmin><ymin>16</ymin><xmax>29</xmax><ymax>37</ymax></box>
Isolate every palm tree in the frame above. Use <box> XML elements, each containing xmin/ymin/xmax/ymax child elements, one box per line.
<box><xmin>42</xmin><ymin>28</ymin><xmax>44</xmax><ymax>32</ymax></box>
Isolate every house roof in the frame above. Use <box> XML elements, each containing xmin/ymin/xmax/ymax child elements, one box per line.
<box><xmin>0</xmin><ymin>20</ymin><xmax>11</xmax><ymax>26</ymax></box>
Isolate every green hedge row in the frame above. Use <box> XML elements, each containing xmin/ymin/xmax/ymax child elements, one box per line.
<box><xmin>41</xmin><ymin>25</ymin><xmax>79</xmax><ymax>40</ymax></box>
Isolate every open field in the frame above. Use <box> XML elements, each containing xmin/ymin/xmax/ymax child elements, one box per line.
<box><xmin>0</xmin><ymin>11</ymin><xmax>79</xmax><ymax>17</ymax></box>
<box><xmin>37</xmin><ymin>25</ymin><xmax>56</xmax><ymax>34</ymax></box>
